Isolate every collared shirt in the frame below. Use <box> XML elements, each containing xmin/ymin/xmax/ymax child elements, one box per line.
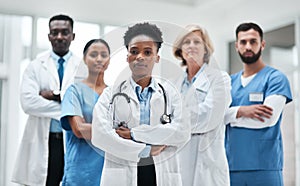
<box><xmin>130</xmin><ymin>77</ymin><xmax>157</xmax><ymax>125</ymax></box>
<box><xmin>130</xmin><ymin>77</ymin><xmax>157</xmax><ymax>158</ymax></box>
<box><xmin>181</xmin><ymin>63</ymin><xmax>207</xmax><ymax>95</ymax></box>
<box><xmin>50</xmin><ymin>51</ymin><xmax>72</xmax><ymax>133</ymax></box>
<box><xmin>50</xmin><ymin>51</ymin><xmax>72</xmax><ymax>70</ymax></box>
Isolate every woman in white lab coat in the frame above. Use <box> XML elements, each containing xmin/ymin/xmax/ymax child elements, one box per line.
<box><xmin>12</xmin><ymin>50</ymin><xmax>81</xmax><ymax>185</ymax></box>
<box><xmin>173</xmin><ymin>24</ymin><xmax>231</xmax><ymax>186</ymax></box>
<box><xmin>91</xmin><ymin>22</ymin><xmax>190</xmax><ymax>186</ymax></box>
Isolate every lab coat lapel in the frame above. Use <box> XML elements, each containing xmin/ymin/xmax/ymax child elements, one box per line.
<box><xmin>121</xmin><ymin>80</ymin><xmax>139</xmax><ymax>104</ymax></box>
<box><xmin>61</xmin><ymin>56</ymin><xmax>80</xmax><ymax>91</ymax></box>
<box><xmin>40</xmin><ymin>54</ymin><xmax>60</xmax><ymax>87</ymax></box>
<box><xmin>192</xmin><ymin>67</ymin><xmax>210</xmax><ymax>92</ymax></box>
<box><xmin>183</xmin><ymin>67</ymin><xmax>210</xmax><ymax>110</ymax></box>
<box><xmin>150</xmin><ymin>84</ymin><xmax>164</xmax><ymax>106</ymax></box>
<box><xmin>150</xmin><ymin>82</ymin><xmax>165</xmax><ymax>126</ymax></box>
<box><xmin>119</xmin><ymin>80</ymin><xmax>140</xmax><ymax>128</ymax></box>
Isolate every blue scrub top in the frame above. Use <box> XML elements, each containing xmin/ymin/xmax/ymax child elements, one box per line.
<box><xmin>225</xmin><ymin>66</ymin><xmax>292</xmax><ymax>171</ymax></box>
<box><xmin>61</xmin><ymin>81</ymin><xmax>104</xmax><ymax>186</ymax></box>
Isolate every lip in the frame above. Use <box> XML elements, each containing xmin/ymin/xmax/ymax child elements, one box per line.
<box><xmin>54</xmin><ymin>43</ymin><xmax>65</xmax><ymax>48</ymax></box>
<box><xmin>186</xmin><ymin>49</ymin><xmax>197</xmax><ymax>53</ymax></box>
<box><xmin>243</xmin><ymin>52</ymin><xmax>254</xmax><ymax>56</ymax></box>
<box><xmin>95</xmin><ymin>64</ymin><xmax>104</xmax><ymax>68</ymax></box>
<box><xmin>185</xmin><ymin>50</ymin><xmax>198</xmax><ymax>57</ymax></box>
<box><xmin>134</xmin><ymin>63</ymin><xmax>147</xmax><ymax>67</ymax></box>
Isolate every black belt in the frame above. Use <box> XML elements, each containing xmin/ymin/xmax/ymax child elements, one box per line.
<box><xmin>49</xmin><ymin>132</ymin><xmax>63</xmax><ymax>139</ymax></box>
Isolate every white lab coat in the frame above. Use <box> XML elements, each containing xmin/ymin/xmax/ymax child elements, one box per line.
<box><xmin>175</xmin><ymin>65</ymin><xmax>231</xmax><ymax>186</ymax></box>
<box><xmin>91</xmin><ymin>78</ymin><xmax>190</xmax><ymax>186</ymax></box>
<box><xmin>12</xmin><ymin>51</ymin><xmax>81</xmax><ymax>186</ymax></box>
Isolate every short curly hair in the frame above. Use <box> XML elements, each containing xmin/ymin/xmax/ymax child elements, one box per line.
<box><xmin>123</xmin><ymin>22</ymin><xmax>163</xmax><ymax>52</ymax></box>
<box><xmin>49</xmin><ymin>14</ymin><xmax>74</xmax><ymax>30</ymax></box>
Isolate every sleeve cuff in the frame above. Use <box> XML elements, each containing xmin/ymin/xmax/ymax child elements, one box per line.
<box><xmin>138</xmin><ymin>145</ymin><xmax>151</xmax><ymax>158</ymax></box>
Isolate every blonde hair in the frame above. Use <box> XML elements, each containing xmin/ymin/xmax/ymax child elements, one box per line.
<box><xmin>173</xmin><ymin>24</ymin><xmax>214</xmax><ymax>65</ymax></box>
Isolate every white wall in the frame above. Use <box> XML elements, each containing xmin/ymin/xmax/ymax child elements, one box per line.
<box><xmin>1</xmin><ymin>0</ymin><xmax>300</xmax><ymax>61</ymax></box>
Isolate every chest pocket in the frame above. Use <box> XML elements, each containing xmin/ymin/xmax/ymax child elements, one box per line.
<box><xmin>195</xmin><ymin>88</ymin><xmax>207</xmax><ymax>102</ymax></box>
<box><xmin>38</xmin><ymin>69</ymin><xmax>57</xmax><ymax>90</ymax></box>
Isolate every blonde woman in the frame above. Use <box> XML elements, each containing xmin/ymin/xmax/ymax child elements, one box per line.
<box><xmin>173</xmin><ymin>24</ymin><xmax>231</xmax><ymax>186</ymax></box>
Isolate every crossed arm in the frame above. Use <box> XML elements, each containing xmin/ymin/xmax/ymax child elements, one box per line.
<box><xmin>115</xmin><ymin>126</ymin><xmax>166</xmax><ymax>156</ymax></box>
<box><xmin>225</xmin><ymin>94</ymin><xmax>286</xmax><ymax>129</ymax></box>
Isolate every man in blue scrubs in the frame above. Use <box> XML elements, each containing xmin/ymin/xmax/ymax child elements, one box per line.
<box><xmin>225</xmin><ymin>22</ymin><xmax>292</xmax><ymax>186</ymax></box>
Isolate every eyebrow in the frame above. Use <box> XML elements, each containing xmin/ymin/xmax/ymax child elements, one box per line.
<box><xmin>129</xmin><ymin>46</ymin><xmax>153</xmax><ymax>49</ymax></box>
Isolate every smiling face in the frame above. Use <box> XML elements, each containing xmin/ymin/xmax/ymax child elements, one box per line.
<box><xmin>48</xmin><ymin>20</ymin><xmax>75</xmax><ymax>57</ymax></box>
<box><xmin>181</xmin><ymin>31</ymin><xmax>206</xmax><ymax>67</ymax></box>
<box><xmin>127</xmin><ymin>35</ymin><xmax>160</xmax><ymax>82</ymax></box>
<box><xmin>84</xmin><ymin>42</ymin><xmax>110</xmax><ymax>75</ymax></box>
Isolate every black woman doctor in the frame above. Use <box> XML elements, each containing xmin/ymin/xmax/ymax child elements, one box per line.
<box><xmin>91</xmin><ymin>22</ymin><xmax>190</xmax><ymax>186</ymax></box>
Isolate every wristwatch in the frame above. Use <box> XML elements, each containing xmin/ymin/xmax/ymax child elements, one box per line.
<box><xmin>53</xmin><ymin>90</ymin><xmax>60</xmax><ymax>96</ymax></box>
<box><xmin>53</xmin><ymin>90</ymin><xmax>61</xmax><ymax>102</ymax></box>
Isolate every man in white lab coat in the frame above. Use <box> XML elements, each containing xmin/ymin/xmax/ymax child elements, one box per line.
<box><xmin>91</xmin><ymin>22</ymin><xmax>190</xmax><ymax>186</ymax></box>
<box><xmin>12</xmin><ymin>14</ymin><xmax>81</xmax><ymax>186</ymax></box>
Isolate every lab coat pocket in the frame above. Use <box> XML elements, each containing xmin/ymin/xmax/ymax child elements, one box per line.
<box><xmin>195</xmin><ymin>88</ymin><xmax>207</xmax><ymax>102</ymax></box>
<box><xmin>100</xmin><ymin>168</ymin><xmax>127</xmax><ymax>186</ymax></box>
<box><xmin>162</xmin><ymin>173</ymin><xmax>182</xmax><ymax>186</ymax></box>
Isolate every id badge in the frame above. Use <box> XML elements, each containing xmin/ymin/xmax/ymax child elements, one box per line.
<box><xmin>249</xmin><ymin>92</ymin><xmax>264</xmax><ymax>102</ymax></box>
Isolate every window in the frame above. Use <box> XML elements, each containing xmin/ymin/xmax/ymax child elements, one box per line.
<box><xmin>103</xmin><ymin>25</ymin><xmax>128</xmax><ymax>86</ymax></box>
<box><xmin>36</xmin><ymin>18</ymin><xmax>100</xmax><ymax>58</ymax></box>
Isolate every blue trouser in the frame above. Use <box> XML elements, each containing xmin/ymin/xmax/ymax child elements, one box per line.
<box><xmin>230</xmin><ymin>170</ymin><xmax>283</xmax><ymax>186</ymax></box>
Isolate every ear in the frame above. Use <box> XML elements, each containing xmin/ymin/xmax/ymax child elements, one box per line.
<box><xmin>126</xmin><ymin>54</ymin><xmax>129</xmax><ymax>63</ymax></box>
<box><xmin>72</xmin><ymin>33</ymin><xmax>75</xmax><ymax>41</ymax></box>
<box><xmin>155</xmin><ymin>55</ymin><xmax>160</xmax><ymax>63</ymax></box>
<box><xmin>83</xmin><ymin>57</ymin><xmax>87</xmax><ymax>65</ymax></box>
<box><xmin>261</xmin><ymin>40</ymin><xmax>266</xmax><ymax>51</ymax></box>
<box><xmin>235</xmin><ymin>41</ymin><xmax>238</xmax><ymax>52</ymax></box>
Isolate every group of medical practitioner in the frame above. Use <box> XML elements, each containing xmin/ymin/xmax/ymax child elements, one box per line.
<box><xmin>12</xmin><ymin>13</ymin><xmax>292</xmax><ymax>186</ymax></box>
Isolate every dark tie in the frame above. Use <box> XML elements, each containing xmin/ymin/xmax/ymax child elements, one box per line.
<box><xmin>58</xmin><ymin>58</ymin><xmax>65</xmax><ymax>89</ymax></box>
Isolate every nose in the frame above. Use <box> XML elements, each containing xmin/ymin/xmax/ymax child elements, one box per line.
<box><xmin>96</xmin><ymin>54</ymin><xmax>103</xmax><ymax>62</ymax></box>
<box><xmin>186</xmin><ymin>41</ymin><xmax>197</xmax><ymax>49</ymax></box>
<box><xmin>245</xmin><ymin>42</ymin><xmax>252</xmax><ymax>50</ymax></box>
<box><xmin>136</xmin><ymin>53</ymin><xmax>144</xmax><ymax>61</ymax></box>
<box><xmin>56</xmin><ymin>32</ymin><xmax>64</xmax><ymax>40</ymax></box>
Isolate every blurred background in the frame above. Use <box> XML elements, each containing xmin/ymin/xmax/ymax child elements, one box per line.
<box><xmin>0</xmin><ymin>0</ymin><xmax>300</xmax><ymax>185</ymax></box>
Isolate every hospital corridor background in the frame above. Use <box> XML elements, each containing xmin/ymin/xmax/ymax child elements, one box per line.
<box><xmin>0</xmin><ymin>0</ymin><xmax>300</xmax><ymax>185</ymax></box>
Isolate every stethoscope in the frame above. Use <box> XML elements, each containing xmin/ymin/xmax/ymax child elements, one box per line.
<box><xmin>110</xmin><ymin>80</ymin><xmax>171</xmax><ymax>129</ymax></box>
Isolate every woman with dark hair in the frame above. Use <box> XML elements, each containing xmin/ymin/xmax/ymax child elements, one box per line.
<box><xmin>91</xmin><ymin>22</ymin><xmax>190</xmax><ymax>186</ymax></box>
<box><xmin>60</xmin><ymin>39</ymin><xmax>110</xmax><ymax>186</ymax></box>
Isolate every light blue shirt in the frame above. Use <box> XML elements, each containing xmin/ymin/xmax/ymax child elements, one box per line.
<box><xmin>181</xmin><ymin>63</ymin><xmax>207</xmax><ymax>95</ymax></box>
<box><xmin>50</xmin><ymin>51</ymin><xmax>72</xmax><ymax>133</ymax></box>
<box><xmin>130</xmin><ymin>78</ymin><xmax>157</xmax><ymax>158</ymax></box>
<box><xmin>51</xmin><ymin>51</ymin><xmax>71</xmax><ymax>70</ymax></box>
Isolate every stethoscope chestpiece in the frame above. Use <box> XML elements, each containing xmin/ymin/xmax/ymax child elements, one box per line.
<box><xmin>118</xmin><ymin>121</ymin><xmax>128</xmax><ymax>128</ymax></box>
<box><xmin>160</xmin><ymin>114</ymin><xmax>171</xmax><ymax>124</ymax></box>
